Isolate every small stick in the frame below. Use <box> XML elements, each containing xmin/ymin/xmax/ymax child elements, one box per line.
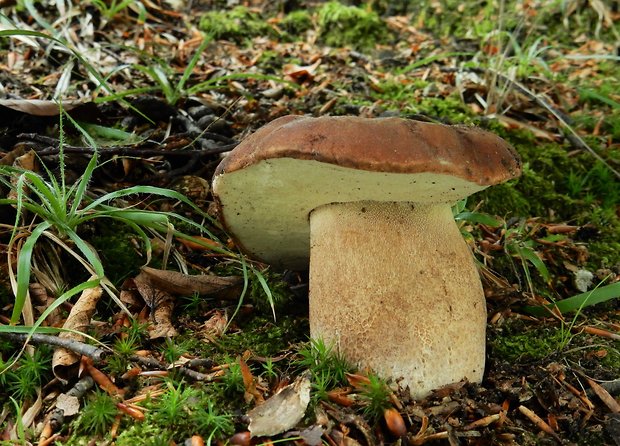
<box><xmin>518</xmin><ymin>405</ymin><xmax>561</xmax><ymax>442</ymax></box>
<box><xmin>462</xmin><ymin>413</ymin><xmax>502</xmax><ymax>430</ymax></box>
<box><xmin>0</xmin><ymin>331</ymin><xmax>108</xmax><ymax>362</ymax></box>
<box><xmin>410</xmin><ymin>431</ymin><xmax>449</xmax><ymax>444</ymax></box>
<box><xmin>552</xmin><ymin>374</ymin><xmax>595</xmax><ymax>411</ymax></box>
<box><xmin>580</xmin><ymin>325</ymin><xmax>620</xmax><ymax>341</ymax></box>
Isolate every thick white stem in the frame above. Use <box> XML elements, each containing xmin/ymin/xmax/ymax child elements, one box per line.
<box><xmin>309</xmin><ymin>201</ymin><xmax>486</xmax><ymax>398</ymax></box>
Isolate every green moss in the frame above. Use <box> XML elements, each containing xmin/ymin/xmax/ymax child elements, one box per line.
<box><xmin>115</xmin><ymin>424</ymin><xmax>173</xmax><ymax>446</ymax></box>
<box><xmin>280</xmin><ymin>10</ymin><xmax>313</xmax><ymax>37</ymax></box>
<box><xmin>317</xmin><ymin>1</ymin><xmax>390</xmax><ymax>50</ymax></box>
<box><xmin>597</xmin><ymin>344</ymin><xmax>620</xmax><ymax>373</ymax></box>
<box><xmin>205</xmin><ymin>316</ymin><xmax>306</xmax><ymax>360</ymax></box>
<box><xmin>255</xmin><ymin>49</ymin><xmax>285</xmax><ymax>72</ymax></box>
<box><xmin>489</xmin><ymin>322</ymin><xmax>568</xmax><ymax>362</ymax></box>
<box><xmin>124</xmin><ymin>383</ymin><xmax>235</xmax><ymax>442</ymax></box>
<box><xmin>363</xmin><ymin>77</ymin><xmax>474</xmax><ymax>122</ymax></box>
<box><xmin>199</xmin><ymin>6</ymin><xmax>272</xmax><ymax>42</ymax></box>
<box><xmin>87</xmin><ymin>220</ymin><xmax>144</xmax><ymax>286</ymax></box>
<box><xmin>410</xmin><ymin>0</ymin><xmax>618</xmax><ymax>45</ymax></box>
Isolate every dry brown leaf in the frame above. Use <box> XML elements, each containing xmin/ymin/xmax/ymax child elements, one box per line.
<box><xmin>247</xmin><ymin>372</ymin><xmax>311</xmax><ymax>437</ymax></box>
<box><xmin>139</xmin><ymin>266</ymin><xmax>242</xmax><ymax>297</ymax></box>
<box><xmin>30</xmin><ymin>283</ymin><xmax>63</xmax><ymax>328</ymax></box>
<box><xmin>147</xmin><ymin>291</ymin><xmax>177</xmax><ymax>339</ymax></box>
<box><xmin>240</xmin><ymin>357</ymin><xmax>263</xmax><ymax>405</ymax></box>
<box><xmin>202</xmin><ymin>310</ymin><xmax>228</xmax><ymax>337</ymax></box>
<box><xmin>0</xmin><ymin>98</ymin><xmax>83</xmax><ymax>116</ymax></box>
<box><xmin>587</xmin><ymin>378</ymin><xmax>620</xmax><ymax>414</ymax></box>
<box><xmin>82</xmin><ymin>356</ymin><xmax>124</xmax><ymax>396</ymax></box>
<box><xmin>132</xmin><ymin>273</ymin><xmax>178</xmax><ymax>339</ymax></box>
<box><xmin>283</xmin><ymin>59</ymin><xmax>321</xmax><ymax>83</ymax></box>
<box><xmin>52</xmin><ymin>283</ymin><xmax>102</xmax><ymax>384</ymax></box>
<box><xmin>8</xmin><ymin>150</ymin><xmax>37</xmax><ymax>204</ymax></box>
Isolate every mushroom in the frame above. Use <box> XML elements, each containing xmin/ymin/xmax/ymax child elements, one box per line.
<box><xmin>212</xmin><ymin>115</ymin><xmax>521</xmax><ymax>398</ymax></box>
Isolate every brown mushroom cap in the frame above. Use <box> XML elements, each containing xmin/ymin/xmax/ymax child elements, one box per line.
<box><xmin>212</xmin><ymin>115</ymin><xmax>521</xmax><ymax>269</ymax></box>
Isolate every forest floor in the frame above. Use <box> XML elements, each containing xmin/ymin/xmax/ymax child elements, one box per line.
<box><xmin>0</xmin><ymin>1</ymin><xmax>619</xmax><ymax>445</ymax></box>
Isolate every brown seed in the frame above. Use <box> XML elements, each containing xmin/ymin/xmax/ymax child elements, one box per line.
<box><xmin>229</xmin><ymin>431</ymin><xmax>251</xmax><ymax>446</ymax></box>
<box><xmin>384</xmin><ymin>408</ymin><xmax>407</xmax><ymax>437</ymax></box>
<box><xmin>190</xmin><ymin>435</ymin><xmax>204</xmax><ymax>446</ymax></box>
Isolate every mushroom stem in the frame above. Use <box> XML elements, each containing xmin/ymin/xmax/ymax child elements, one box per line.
<box><xmin>309</xmin><ymin>201</ymin><xmax>486</xmax><ymax>398</ymax></box>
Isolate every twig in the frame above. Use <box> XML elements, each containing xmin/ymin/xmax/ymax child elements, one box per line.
<box><xmin>462</xmin><ymin>413</ymin><xmax>502</xmax><ymax>430</ymax></box>
<box><xmin>518</xmin><ymin>405</ymin><xmax>561</xmax><ymax>442</ymax></box>
<box><xmin>129</xmin><ymin>354</ymin><xmax>216</xmax><ymax>381</ymax></box>
<box><xmin>0</xmin><ymin>331</ymin><xmax>108</xmax><ymax>362</ymax></box>
<box><xmin>16</xmin><ymin>133</ymin><xmax>238</xmax><ymax>157</ymax></box>
<box><xmin>44</xmin><ymin>376</ymin><xmax>94</xmax><ymax>436</ymax></box>
<box><xmin>579</xmin><ymin>325</ymin><xmax>620</xmax><ymax>341</ymax></box>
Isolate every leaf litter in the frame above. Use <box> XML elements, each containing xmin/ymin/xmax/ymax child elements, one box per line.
<box><xmin>0</xmin><ymin>0</ymin><xmax>619</xmax><ymax>445</ymax></box>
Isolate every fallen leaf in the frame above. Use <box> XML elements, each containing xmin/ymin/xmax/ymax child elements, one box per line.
<box><xmin>52</xmin><ymin>283</ymin><xmax>102</xmax><ymax>384</ymax></box>
<box><xmin>139</xmin><ymin>266</ymin><xmax>242</xmax><ymax>296</ymax></box>
<box><xmin>247</xmin><ymin>372</ymin><xmax>311</xmax><ymax>437</ymax></box>
<box><xmin>0</xmin><ymin>98</ymin><xmax>84</xmax><ymax>116</ymax></box>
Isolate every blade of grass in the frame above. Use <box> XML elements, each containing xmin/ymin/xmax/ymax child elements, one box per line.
<box><xmin>10</xmin><ymin>222</ymin><xmax>52</xmax><ymax>324</ymax></box>
<box><xmin>224</xmin><ymin>256</ymin><xmax>250</xmax><ymax>333</ymax></box>
<box><xmin>523</xmin><ymin>282</ymin><xmax>620</xmax><ymax>316</ymax></box>
<box><xmin>65</xmin><ymin>229</ymin><xmax>105</xmax><ymax>278</ymax></box>
<box><xmin>253</xmin><ymin>267</ymin><xmax>276</xmax><ymax>321</ymax></box>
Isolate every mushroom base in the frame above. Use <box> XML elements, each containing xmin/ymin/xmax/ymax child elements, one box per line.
<box><xmin>309</xmin><ymin>201</ymin><xmax>486</xmax><ymax>398</ymax></box>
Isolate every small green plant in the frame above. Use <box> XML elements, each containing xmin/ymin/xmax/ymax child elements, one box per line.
<box><xmin>106</xmin><ymin>329</ymin><xmax>143</xmax><ymax>374</ymax></box>
<box><xmin>220</xmin><ymin>357</ymin><xmax>246</xmax><ymax>396</ymax></box>
<box><xmin>88</xmin><ymin>0</ymin><xmax>146</xmax><ymax>23</ymax></box>
<box><xmin>261</xmin><ymin>357</ymin><xmax>279</xmax><ymax>382</ymax></box>
<box><xmin>196</xmin><ymin>400</ymin><xmax>235</xmax><ymax>442</ymax></box>
<box><xmin>160</xmin><ymin>338</ymin><xmax>189</xmax><ymax>365</ymax></box>
<box><xmin>452</xmin><ymin>198</ymin><xmax>503</xmax><ymax>242</ymax></box>
<box><xmin>310</xmin><ymin>369</ymin><xmax>333</xmax><ymax>404</ymax></box>
<box><xmin>148</xmin><ymin>381</ymin><xmax>234</xmax><ymax>441</ymax></box>
<box><xmin>357</xmin><ymin>373</ymin><xmax>391</xmax><ymax>422</ymax></box>
<box><xmin>9</xmin><ymin>397</ymin><xmax>28</xmax><ymax>444</ymax></box>
<box><xmin>74</xmin><ymin>390</ymin><xmax>118</xmax><ymax>437</ymax></box>
<box><xmin>524</xmin><ymin>281</ymin><xmax>620</xmax><ymax>317</ymax></box>
<box><xmin>154</xmin><ymin>382</ymin><xmax>195</xmax><ymax>428</ymax></box>
<box><xmin>0</xmin><ymin>109</ymin><xmax>228</xmax><ymax>329</ymax></box>
<box><xmin>503</xmin><ymin>221</ymin><xmax>551</xmax><ymax>292</ymax></box>
<box><xmin>296</xmin><ymin>338</ymin><xmax>351</xmax><ymax>389</ymax></box>
<box><xmin>280</xmin><ymin>10</ymin><xmax>314</xmax><ymax>37</ymax></box>
<box><xmin>120</xmin><ymin>38</ymin><xmax>296</xmax><ymax>106</ymax></box>
<box><xmin>3</xmin><ymin>347</ymin><xmax>51</xmax><ymax>402</ymax></box>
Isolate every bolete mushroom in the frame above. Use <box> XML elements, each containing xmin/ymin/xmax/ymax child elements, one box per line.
<box><xmin>212</xmin><ymin>115</ymin><xmax>521</xmax><ymax>398</ymax></box>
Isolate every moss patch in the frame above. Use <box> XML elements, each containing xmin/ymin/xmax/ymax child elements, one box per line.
<box><xmin>489</xmin><ymin>321</ymin><xmax>568</xmax><ymax>362</ymax></box>
<box><xmin>87</xmin><ymin>220</ymin><xmax>145</xmax><ymax>286</ymax></box>
<box><xmin>199</xmin><ymin>6</ymin><xmax>273</xmax><ymax>42</ymax></box>
<box><xmin>317</xmin><ymin>1</ymin><xmax>391</xmax><ymax>50</ymax></box>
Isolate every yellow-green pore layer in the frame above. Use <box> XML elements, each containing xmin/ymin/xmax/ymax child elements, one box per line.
<box><xmin>212</xmin><ymin>115</ymin><xmax>521</xmax><ymax>269</ymax></box>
